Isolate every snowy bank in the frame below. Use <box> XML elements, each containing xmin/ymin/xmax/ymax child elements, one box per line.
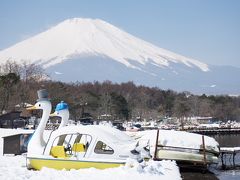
<box><xmin>0</xmin><ymin>155</ymin><xmax>181</xmax><ymax>180</ymax></box>
<box><xmin>220</xmin><ymin>147</ymin><xmax>240</xmax><ymax>152</ymax></box>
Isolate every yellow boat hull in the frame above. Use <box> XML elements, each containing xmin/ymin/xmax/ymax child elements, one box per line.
<box><xmin>27</xmin><ymin>157</ymin><xmax>125</xmax><ymax>170</ymax></box>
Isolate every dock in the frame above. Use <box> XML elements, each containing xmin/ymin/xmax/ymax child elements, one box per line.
<box><xmin>188</xmin><ymin>128</ymin><xmax>240</xmax><ymax>135</ymax></box>
<box><xmin>220</xmin><ymin>147</ymin><xmax>240</xmax><ymax>169</ymax></box>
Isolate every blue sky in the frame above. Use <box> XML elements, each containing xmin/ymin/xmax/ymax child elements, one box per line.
<box><xmin>0</xmin><ymin>0</ymin><xmax>239</xmax><ymax>67</ymax></box>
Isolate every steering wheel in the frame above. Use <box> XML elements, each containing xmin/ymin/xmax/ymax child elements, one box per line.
<box><xmin>64</xmin><ymin>144</ymin><xmax>72</xmax><ymax>155</ymax></box>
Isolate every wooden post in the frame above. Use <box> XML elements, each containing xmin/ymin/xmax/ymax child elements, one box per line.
<box><xmin>233</xmin><ymin>151</ymin><xmax>236</xmax><ymax>168</ymax></box>
<box><xmin>153</xmin><ymin>129</ymin><xmax>159</xmax><ymax>160</ymax></box>
<box><xmin>202</xmin><ymin>135</ymin><xmax>206</xmax><ymax>167</ymax></box>
<box><xmin>221</xmin><ymin>152</ymin><xmax>226</xmax><ymax>169</ymax></box>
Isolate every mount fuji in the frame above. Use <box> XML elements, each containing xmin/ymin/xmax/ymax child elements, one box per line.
<box><xmin>0</xmin><ymin>18</ymin><xmax>239</xmax><ymax>94</ymax></box>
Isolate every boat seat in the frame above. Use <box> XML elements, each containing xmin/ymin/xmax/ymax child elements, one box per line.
<box><xmin>73</xmin><ymin>143</ymin><xmax>85</xmax><ymax>152</ymax></box>
<box><xmin>50</xmin><ymin>146</ymin><xmax>67</xmax><ymax>158</ymax></box>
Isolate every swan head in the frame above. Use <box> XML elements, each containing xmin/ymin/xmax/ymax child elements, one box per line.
<box><xmin>50</xmin><ymin>101</ymin><xmax>69</xmax><ymax>127</ymax></box>
<box><xmin>50</xmin><ymin>101</ymin><xmax>69</xmax><ymax>117</ymax></box>
<box><xmin>50</xmin><ymin>108</ymin><xmax>69</xmax><ymax>118</ymax></box>
<box><xmin>27</xmin><ymin>100</ymin><xmax>52</xmax><ymax>111</ymax></box>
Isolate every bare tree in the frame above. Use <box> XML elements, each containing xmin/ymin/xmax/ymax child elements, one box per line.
<box><xmin>173</xmin><ymin>97</ymin><xmax>191</xmax><ymax>130</ymax></box>
<box><xmin>0</xmin><ymin>72</ymin><xmax>20</xmax><ymax>112</ymax></box>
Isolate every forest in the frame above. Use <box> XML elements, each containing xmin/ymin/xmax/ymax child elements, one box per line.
<box><xmin>0</xmin><ymin>61</ymin><xmax>240</xmax><ymax>122</ymax></box>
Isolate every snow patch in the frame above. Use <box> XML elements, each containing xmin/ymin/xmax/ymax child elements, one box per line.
<box><xmin>0</xmin><ymin>156</ymin><xmax>181</xmax><ymax>180</ymax></box>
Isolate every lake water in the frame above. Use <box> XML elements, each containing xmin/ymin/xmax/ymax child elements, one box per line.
<box><xmin>182</xmin><ymin>133</ymin><xmax>240</xmax><ymax>180</ymax></box>
<box><xmin>211</xmin><ymin>134</ymin><xmax>240</xmax><ymax>180</ymax></box>
<box><xmin>213</xmin><ymin>134</ymin><xmax>240</xmax><ymax>147</ymax></box>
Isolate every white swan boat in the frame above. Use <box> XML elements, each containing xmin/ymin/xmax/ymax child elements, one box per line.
<box><xmin>26</xmin><ymin>90</ymin><xmax>149</xmax><ymax>170</ymax></box>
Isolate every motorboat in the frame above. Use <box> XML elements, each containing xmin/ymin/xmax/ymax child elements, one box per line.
<box><xmin>26</xmin><ymin>90</ymin><xmax>149</xmax><ymax>170</ymax></box>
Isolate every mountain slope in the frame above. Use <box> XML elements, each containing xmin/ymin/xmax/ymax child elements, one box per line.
<box><xmin>46</xmin><ymin>56</ymin><xmax>240</xmax><ymax>94</ymax></box>
<box><xmin>0</xmin><ymin>18</ymin><xmax>208</xmax><ymax>72</ymax></box>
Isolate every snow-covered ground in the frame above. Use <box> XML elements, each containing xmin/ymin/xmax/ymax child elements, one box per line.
<box><xmin>0</xmin><ymin>155</ymin><xmax>181</xmax><ymax>180</ymax></box>
<box><xmin>0</xmin><ymin>128</ymin><xmax>181</xmax><ymax>180</ymax></box>
<box><xmin>220</xmin><ymin>147</ymin><xmax>240</xmax><ymax>152</ymax></box>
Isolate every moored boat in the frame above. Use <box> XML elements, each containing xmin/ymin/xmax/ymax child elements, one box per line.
<box><xmin>128</xmin><ymin>129</ymin><xmax>220</xmax><ymax>167</ymax></box>
<box><xmin>28</xmin><ymin>125</ymin><xmax>144</xmax><ymax>170</ymax></box>
<box><xmin>26</xmin><ymin>90</ymin><xmax>149</xmax><ymax>170</ymax></box>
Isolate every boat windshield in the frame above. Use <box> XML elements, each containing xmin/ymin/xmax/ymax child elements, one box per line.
<box><xmin>50</xmin><ymin>133</ymin><xmax>92</xmax><ymax>157</ymax></box>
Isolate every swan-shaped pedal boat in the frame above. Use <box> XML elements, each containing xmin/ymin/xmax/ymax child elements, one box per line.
<box><xmin>26</xmin><ymin>90</ymin><xmax>149</xmax><ymax>170</ymax></box>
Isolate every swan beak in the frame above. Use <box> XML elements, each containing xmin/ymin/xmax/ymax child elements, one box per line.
<box><xmin>26</xmin><ymin>105</ymin><xmax>37</xmax><ymax>111</ymax></box>
<box><xmin>50</xmin><ymin>112</ymin><xmax>57</xmax><ymax>117</ymax></box>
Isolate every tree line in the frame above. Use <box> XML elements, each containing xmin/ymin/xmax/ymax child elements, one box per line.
<box><xmin>0</xmin><ymin>61</ymin><xmax>240</xmax><ymax>122</ymax></box>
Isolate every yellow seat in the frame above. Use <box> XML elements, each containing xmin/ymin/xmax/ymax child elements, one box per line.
<box><xmin>50</xmin><ymin>146</ymin><xmax>67</xmax><ymax>158</ymax></box>
<box><xmin>73</xmin><ymin>143</ymin><xmax>85</xmax><ymax>152</ymax></box>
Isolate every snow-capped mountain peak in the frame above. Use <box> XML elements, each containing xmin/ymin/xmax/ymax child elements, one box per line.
<box><xmin>0</xmin><ymin>18</ymin><xmax>209</xmax><ymax>72</ymax></box>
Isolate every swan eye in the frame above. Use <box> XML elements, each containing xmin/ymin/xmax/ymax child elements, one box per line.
<box><xmin>39</xmin><ymin>104</ymin><xmax>41</xmax><ymax>107</ymax></box>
